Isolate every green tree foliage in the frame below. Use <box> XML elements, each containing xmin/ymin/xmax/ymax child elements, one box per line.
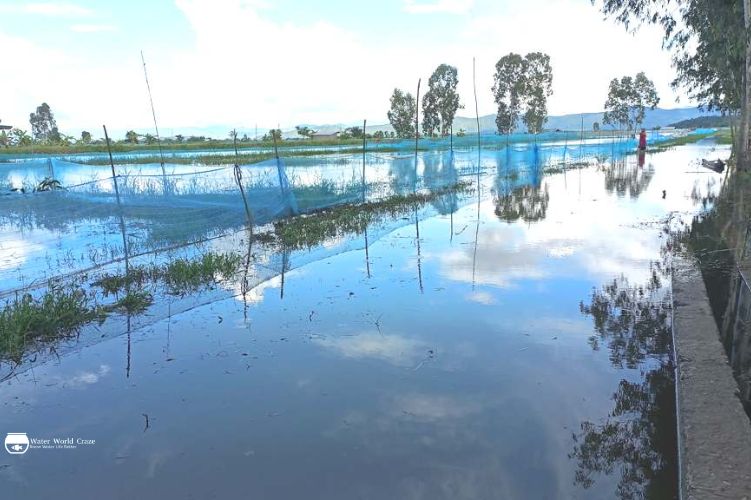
<box><xmin>522</xmin><ymin>52</ymin><xmax>554</xmax><ymax>134</ymax></box>
<box><xmin>10</xmin><ymin>128</ymin><xmax>31</xmax><ymax>146</ymax></box>
<box><xmin>603</xmin><ymin>73</ymin><xmax>660</xmax><ymax>131</ymax></box>
<box><xmin>594</xmin><ymin>0</ymin><xmax>748</xmax><ymax>161</ymax></box>
<box><xmin>387</xmin><ymin>88</ymin><xmax>416</xmax><ymax>138</ymax></box>
<box><xmin>175</xmin><ymin>134</ymin><xmax>184</xmax><ymax>143</ymax></box>
<box><xmin>492</xmin><ymin>53</ymin><xmax>526</xmax><ymax>135</ymax></box>
<box><xmin>593</xmin><ymin>121</ymin><xmax>600</xmax><ymax>132</ymax></box>
<box><xmin>295</xmin><ymin>126</ymin><xmax>316</xmax><ymax>138</ymax></box>
<box><xmin>343</xmin><ymin>126</ymin><xmax>364</xmax><ymax>139</ymax></box>
<box><xmin>263</xmin><ymin>129</ymin><xmax>282</xmax><ymax>141</ymax></box>
<box><xmin>29</xmin><ymin>102</ymin><xmax>60</xmax><ymax>143</ymax></box>
<box><xmin>0</xmin><ymin>131</ymin><xmax>9</xmax><ymax>148</ymax></box>
<box><xmin>80</xmin><ymin>131</ymin><xmax>92</xmax><ymax>144</ymax></box>
<box><xmin>421</xmin><ymin>64</ymin><xmax>461</xmax><ymax>137</ymax></box>
<box><xmin>492</xmin><ymin>53</ymin><xmax>553</xmax><ymax>135</ymax></box>
<box><xmin>125</xmin><ymin>130</ymin><xmax>139</xmax><ymax>144</ymax></box>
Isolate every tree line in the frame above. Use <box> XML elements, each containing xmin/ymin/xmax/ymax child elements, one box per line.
<box><xmin>386</xmin><ymin>56</ymin><xmax>660</xmax><ymax>139</ymax></box>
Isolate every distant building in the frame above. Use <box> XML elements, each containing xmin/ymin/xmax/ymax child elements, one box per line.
<box><xmin>0</xmin><ymin>120</ymin><xmax>11</xmax><ymax>131</ymax></box>
<box><xmin>311</xmin><ymin>131</ymin><xmax>340</xmax><ymax>141</ymax></box>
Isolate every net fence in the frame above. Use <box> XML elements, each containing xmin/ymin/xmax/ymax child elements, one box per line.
<box><xmin>0</xmin><ymin>132</ymin><xmax>680</xmax><ymax>295</ymax></box>
<box><xmin>0</xmin><ymin>132</ymin><xmax>679</xmax><ymax>378</ymax></box>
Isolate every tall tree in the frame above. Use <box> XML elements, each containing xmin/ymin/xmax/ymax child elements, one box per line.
<box><xmin>263</xmin><ymin>129</ymin><xmax>282</xmax><ymax>141</ymax></box>
<box><xmin>594</xmin><ymin>0</ymin><xmax>750</xmax><ymax>166</ymax></box>
<box><xmin>29</xmin><ymin>102</ymin><xmax>60</xmax><ymax>143</ymax></box>
<box><xmin>493</xmin><ymin>53</ymin><xmax>553</xmax><ymax>136</ymax></box>
<box><xmin>422</xmin><ymin>64</ymin><xmax>461</xmax><ymax>137</ymax></box>
<box><xmin>125</xmin><ymin>130</ymin><xmax>139</xmax><ymax>144</ymax></box>
<box><xmin>80</xmin><ymin>131</ymin><xmax>92</xmax><ymax>144</ymax></box>
<box><xmin>387</xmin><ymin>88</ymin><xmax>416</xmax><ymax>138</ymax></box>
<box><xmin>603</xmin><ymin>73</ymin><xmax>659</xmax><ymax>131</ymax></box>
<box><xmin>492</xmin><ymin>53</ymin><xmax>526</xmax><ymax>136</ymax></box>
<box><xmin>295</xmin><ymin>125</ymin><xmax>316</xmax><ymax>138</ymax></box>
<box><xmin>10</xmin><ymin>128</ymin><xmax>32</xmax><ymax>146</ymax></box>
<box><xmin>522</xmin><ymin>52</ymin><xmax>554</xmax><ymax>134</ymax></box>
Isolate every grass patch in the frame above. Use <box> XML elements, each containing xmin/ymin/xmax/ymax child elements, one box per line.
<box><xmin>108</xmin><ymin>291</ymin><xmax>153</xmax><ymax>314</ymax></box>
<box><xmin>92</xmin><ymin>251</ymin><xmax>243</xmax><ymax>296</ymax></box>
<box><xmin>0</xmin><ymin>287</ymin><xmax>98</xmax><ymax>362</ymax></box>
<box><xmin>646</xmin><ymin>132</ymin><xmax>716</xmax><ymax>153</ymax></box>
<box><xmin>163</xmin><ymin>253</ymin><xmax>242</xmax><ymax>292</ymax></box>
<box><xmin>274</xmin><ymin>182</ymin><xmax>472</xmax><ymax>249</ymax></box>
<box><xmin>713</xmin><ymin>128</ymin><xmax>733</xmax><ymax>145</ymax></box>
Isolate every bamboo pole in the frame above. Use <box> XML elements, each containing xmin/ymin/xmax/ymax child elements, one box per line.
<box><xmin>103</xmin><ymin>124</ymin><xmax>130</xmax><ymax>275</ymax></box>
<box><xmin>362</xmin><ymin>119</ymin><xmax>367</xmax><ymax>203</ymax></box>
<box><xmin>233</xmin><ymin>129</ymin><xmax>254</xmax><ymax>231</ymax></box>
<box><xmin>414</xmin><ymin>79</ymin><xmax>421</xmax><ymax>182</ymax></box>
<box><xmin>473</xmin><ymin>57</ymin><xmax>481</xmax><ymax>181</ymax></box>
<box><xmin>140</xmin><ymin>51</ymin><xmax>166</xmax><ymax>181</ymax></box>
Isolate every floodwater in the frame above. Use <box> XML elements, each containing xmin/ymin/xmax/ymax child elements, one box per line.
<box><xmin>0</xmin><ymin>143</ymin><xmax>727</xmax><ymax>499</ymax></box>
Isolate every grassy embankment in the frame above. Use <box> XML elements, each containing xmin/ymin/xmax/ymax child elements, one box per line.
<box><xmin>0</xmin><ymin>137</ymin><xmax>368</xmax><ymax>156</ymax></box>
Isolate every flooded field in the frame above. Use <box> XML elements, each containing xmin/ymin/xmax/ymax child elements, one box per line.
<box><xmin>0</xmin><ymin>142</ymin><xmax>727</xmax><ymax>498</ymax></box>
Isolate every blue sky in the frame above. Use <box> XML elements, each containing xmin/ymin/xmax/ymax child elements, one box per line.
<box><xmin>0</xmin><ymin>0</ymin><xmax>683</xmax><ymax>137</ymax></box>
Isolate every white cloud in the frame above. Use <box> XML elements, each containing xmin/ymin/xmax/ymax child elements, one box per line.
<box><xmin>0</xmin><ymin>0</ymin><xmax>689</xmax><ymax>134</ymax></box>
<box><xmin>70</xmin><ymin>23</ymin><xmax>117</xmax><ymax>33</ymax></box>
<box><xmin>0</xmin><ymin>2</ymin><xmax>93</xmax><ymax>17</ymax></box>
<box><xmin>403</xmin><ymin>0</ymin><xmax>473</xmax><ymax>14</ymax></box>
<box><xmin>315</xmin><ymin>332</ymin><xmax>428</xmax><ymax>367</ymax></box>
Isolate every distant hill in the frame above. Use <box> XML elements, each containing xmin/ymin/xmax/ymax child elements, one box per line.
<box><xmin>669</xmin><ymin>115</ymin><xmax>734</xmax><ymax>129</ymax></box>
<box><xmin>302</xmin><ymin>106</ymin><xmax>721</xmax><ymax>137</ymax></box>
<box><xmin>107</xmin><ymin>106</ymin><xmax>720</xmax><ymax>140</ymax></box>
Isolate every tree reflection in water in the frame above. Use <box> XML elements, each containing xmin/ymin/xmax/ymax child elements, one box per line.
<box><xmin>571</xmin><ymin>263</ymin><xmax>678</xmax><ymax>500</ymax></box>
<box><xmin>493</xmin><ymin>148</ymin><xmax>549</xmax><ymax>223</ymax></box>
<box><xmin>603</xmin><ymin>157</ymin><xmax>655</xmax><ymax>199</ymax></box>
<box><xmin>422</xmin><ymin>151</ymin><xmax>459</xmax><ymax>215</ymax></box>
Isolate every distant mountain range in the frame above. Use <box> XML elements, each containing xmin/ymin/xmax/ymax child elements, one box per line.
<box><xmin>286</xmin><ymin>106</ymin><xmax>720</xmax><ymax>137</ymax></box>
<box><xmin>114</xmin><ymin>106</ymin><xmax>719</xmax><ymax>140</ymax></box>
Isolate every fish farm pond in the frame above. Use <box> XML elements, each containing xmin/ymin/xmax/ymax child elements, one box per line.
<box><xmin>0</xmin><ymin>136</ymin><xmax>729</xmax><ymax>499</ymax></box>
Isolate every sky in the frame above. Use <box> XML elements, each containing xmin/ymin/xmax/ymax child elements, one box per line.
<box><xmin>0</xmin><ymin>0</ymin><xmax>686</xmax><ymax>137</ymax></box>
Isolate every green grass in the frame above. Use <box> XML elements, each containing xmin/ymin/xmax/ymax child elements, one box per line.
<box><xmin>274</xmin><ymin>182</ymin><xmax>472</xmax><ymax>249</ymax></box>
<box><xmin>0</xmin><ymin>287</ymin><xmax>98</xmax><ymax>362</ymax></box>
<box><xmin>163</xmin><ymin>253</ymin><xmax>242</xmax><ymax>292</ymax></box>
<box><xmin>93</xmin><ymin>251</ymin><xmax>243</xmax><ymax>296</ymax></box>
<box><xmin>108</xmin><ymin>291</ymin><xmax>153</xmax><ymax>314</ymax></box>
<box><xmin>0</xmin><ymin>251</ymin><xmax>245</xmax><ymax>363</ymax></box>
<box><xmin>713</xmin><ymin>128</ymin><xmax>733</xmax><ymax>145</ymax></box>
<box><xmin>645</xmin><ymin>132</ymin><xmax>717</xmax><ymax>153</ymax></box>
<box><xmin>0</xmin><ymin>137</ymin><xmax>386</xmax><ymax>157</ymax></box>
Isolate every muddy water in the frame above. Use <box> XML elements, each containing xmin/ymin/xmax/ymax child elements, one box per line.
<box><xmin>0</xmin><ymin>144</ymin><xmax>726</xmax><ymax>499</ymax></box>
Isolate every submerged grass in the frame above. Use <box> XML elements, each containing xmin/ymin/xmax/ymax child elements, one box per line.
<box><xmin>163</xmin><ymin>253</ymin><xmax>242</xmax><ymax>292</ymax></box>
<box><xmin>1</xmin><ymin>185</ymin><xmax>469</xmax><ymax>363</ymax></box>
<box><xmin>108</xmin><ymin>291</ymin><xmax>153</xmax><ymax>314</ymax></box>
<box><xmin>275</xmin><ymin>182</ymin><xmax>472</xmax><ymax>249</ymax></box>
<box><xmin>0</xmin><ymin>287</ymin><xmax>98</xmax><ymax>362</ymax></box>
<box><xmin>92</xmin><ymin>251</ymin><xmax>244</xmax><ymax>296</ymax></box>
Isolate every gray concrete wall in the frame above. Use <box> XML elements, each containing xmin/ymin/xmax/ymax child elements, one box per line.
<box><xmin>672</xmin><ymin>254</ymin><xmax>751</xmax><ymax>500</ymax></box>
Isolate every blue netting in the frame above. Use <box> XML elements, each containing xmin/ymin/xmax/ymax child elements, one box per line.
<box><xmin>0</xmin><ymin>130</ymin><xmax>694</xmax><ymax>294</ymax></box>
